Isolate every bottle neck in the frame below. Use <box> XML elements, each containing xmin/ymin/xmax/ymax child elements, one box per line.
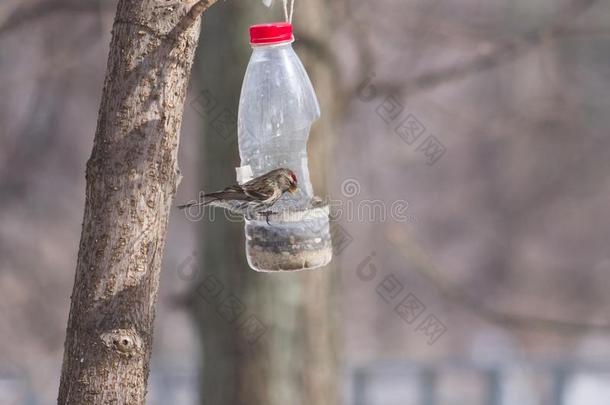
<box><xmin>250</xmin><ymin>39</ymin><xmax>294</xmax><ymax>50</ymax></box>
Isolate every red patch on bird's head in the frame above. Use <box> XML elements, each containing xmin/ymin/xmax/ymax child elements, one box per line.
<box><xmin>287</xmin><ymin>170</ymin><xmax>298</xmax><ymax>193</ymax></box>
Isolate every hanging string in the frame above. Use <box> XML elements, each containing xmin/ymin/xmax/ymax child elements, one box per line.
<box><xmin>282</xmin><ymin>0</ymin><xmax>295</xmax><ymax>23</ymax></box>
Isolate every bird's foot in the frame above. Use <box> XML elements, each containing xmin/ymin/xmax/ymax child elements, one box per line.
<box><xmin>259</xmin><ymin>211</ymin><xmax>274</xmax><ymax>226</ymax></box>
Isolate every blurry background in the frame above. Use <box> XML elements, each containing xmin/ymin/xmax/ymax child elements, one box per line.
<box><xmin>1</xmin><ymin>0</ymin><xmax>610</xmax><ymax>404</ymax></box>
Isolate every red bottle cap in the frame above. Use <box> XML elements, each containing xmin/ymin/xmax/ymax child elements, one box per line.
<box><xmin>249</xmin><ymin>22</ymin><xmax>294</xmax><ymax>45</ymax></box>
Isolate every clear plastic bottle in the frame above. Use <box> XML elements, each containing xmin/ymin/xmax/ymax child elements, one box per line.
<box><xmin>237</xmin><ymin>22</ymin><xmax>332</xmax><ymax>272</ymax></box>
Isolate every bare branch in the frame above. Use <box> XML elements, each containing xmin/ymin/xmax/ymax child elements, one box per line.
<box><xmin>386</xmin><ymin>225</ymin><xmax>610</xmax><ymax>334</ymax></box>
<box><xmin>169</xmin><ymin>0</ymin><xmax>219</xmax><ymax>39</ymax></box>
<box><xmin>349</xmin><ymin>0</ymin><xmax>601</xmax><ymax>99</ymax></box>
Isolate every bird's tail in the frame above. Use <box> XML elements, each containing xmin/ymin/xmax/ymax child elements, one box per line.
<box><xmin>177</xmin><ymin>193</ymin><xmax>222</xmax><ymax>210</ymax></box>
<box><xmin>177</xmin><ymin>201</ymin><xmax>201</xmax><ymax>210</ymax></box>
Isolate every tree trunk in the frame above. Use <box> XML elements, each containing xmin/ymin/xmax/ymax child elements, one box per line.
<box><xmin>58</xmin><ymin>1</ymin><xmax>215</xmax><ymax>403</ymax></box>
<box><xmin>189</xmin><ymin>2</ymin><xmax>249</xmax><ymax>404</ymax></box>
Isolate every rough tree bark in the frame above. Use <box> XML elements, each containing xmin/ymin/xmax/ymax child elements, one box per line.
<box><xmin>58</xmin><ymin>1</ymin><xmax>216</xmax><ymax>403</ymax></box>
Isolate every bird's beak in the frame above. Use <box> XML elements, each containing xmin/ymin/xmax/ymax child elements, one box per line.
<box><xmin>289</xmin><ymin>184</ymin><xmax>298</xmax><ymax>194</ymax></box>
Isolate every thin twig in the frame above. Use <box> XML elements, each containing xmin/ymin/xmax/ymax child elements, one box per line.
<box><xmin>169</xmin><ymin>0</ymin><xmax>218</xmax><ymax>39</ymax></box>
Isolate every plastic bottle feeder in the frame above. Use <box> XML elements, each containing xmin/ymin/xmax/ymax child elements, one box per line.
<box><xmin>237</xmin><ymin>22</ymin><xmax>332</xmax><ymax>272</ymax></box>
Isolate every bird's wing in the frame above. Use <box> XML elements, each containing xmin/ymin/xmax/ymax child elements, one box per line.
<box><xmin>205</xmin><ymin>185</ymin><xmax>254</xmax><ymax>202</ymax></box>
<box><xmin>242</xmin><ymin>180</ymin><xmax>278</xmax><ymax>202</ymax></box>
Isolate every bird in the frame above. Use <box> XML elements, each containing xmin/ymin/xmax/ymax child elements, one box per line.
<box><xmin>178</xmin><ymin>168</ymin><xmax>298</xmax><ymax>222</ymax></box>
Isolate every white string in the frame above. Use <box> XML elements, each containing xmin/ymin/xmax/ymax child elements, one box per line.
<box><xmin>289</xmin><ymin>0</ymin><xmax>294</xmax><ymax>23</ymax></box>
<box><xmin>282</xmin><ymin>0</ymin><xmax>295</xmax><ymax>23</ymax></box>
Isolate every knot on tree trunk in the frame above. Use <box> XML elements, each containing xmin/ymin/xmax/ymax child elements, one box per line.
<box><xmin>100</xmin><ymin>328</ymin><xmax>144</xmax><ymax>357</ymax></box>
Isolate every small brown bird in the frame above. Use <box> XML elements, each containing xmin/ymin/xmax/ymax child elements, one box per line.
<box><xmin>178</xmin><ymin>168</ymin><xmax>298</xmax><ymax>220</ymax></box>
